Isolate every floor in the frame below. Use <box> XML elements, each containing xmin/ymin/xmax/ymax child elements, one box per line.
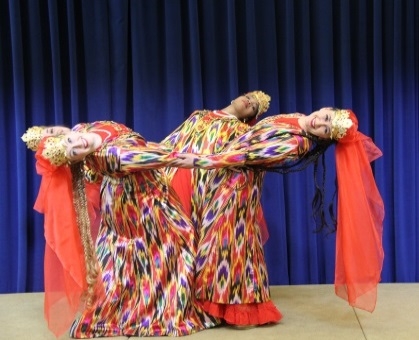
<box><xmin>0</xmin><ymin>284</ymin><xmax>417</xmax><ymax>340</ymax></box>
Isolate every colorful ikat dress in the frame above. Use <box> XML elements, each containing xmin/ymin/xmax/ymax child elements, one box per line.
<box><xmin>189</xmin><ymin>114</ymin><xmax>313</xmax><ymax>324</ymax></box>
<box><xmin>161</xmin><ymin>111</ymin><xmax>279</xmax><ymax>325</ymax></box>
<box><xmin>69</xmin><ymin>121</ymin><xmax>219</xmax><ymax>338</ymax></box>
<box><xmin>161</xmin><ymin>110</ymin><xmax>250</xmax><ymax>217</ymax></box>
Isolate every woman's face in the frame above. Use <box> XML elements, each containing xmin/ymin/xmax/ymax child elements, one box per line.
<box><xmin>61</xmin><ymin>131</ymin><xmax>102</xmax><ymax>162</ymax></box>
<box><xmin>302</xmin><ymin>108</ymin><xmax>335</xmax><ymax>139</ymax></box>
<box><xmin>231</xmin><ymin>94</ymin><xmax>259</xmax><ymax>121</ymax></box>
<box><xmin>43</xmin><ymin>126</ymin><xmax>71</xmax><ymax>136</ymax></box>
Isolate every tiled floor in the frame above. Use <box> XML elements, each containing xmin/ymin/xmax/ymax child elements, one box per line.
<box><xmin>0</xmin><ymin>284</ymin><xmax>417</xmax><ymax>340</ymax></box>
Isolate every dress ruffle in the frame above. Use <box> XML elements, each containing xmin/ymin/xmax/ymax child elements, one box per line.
<box><xmin>197</xmin><ymin>300</ymin><xmax>282</xmax><ymax>326</ymax></box>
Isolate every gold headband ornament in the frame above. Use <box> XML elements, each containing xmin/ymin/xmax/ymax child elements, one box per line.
<box><xmin>331</xmin><ymin>109</ymin><xmax>354</xmax><ymax>140</ymax></box>
<box><xmin>21</xmin><ymin>126</ymin><xmax>46</xmax><ymax>151</ymax></box>
<box><xmin>249</xmin><ymin>90</ymin><xmax>271</xmax><ymax>117</ymax></box>
<box><xmin>41</xmin><ymin>135</ymin><xmax>68</xmax><ymax>166</ymax></box>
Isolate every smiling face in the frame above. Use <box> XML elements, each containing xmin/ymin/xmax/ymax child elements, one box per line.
<box><xmin>300</xmin><ymin>108</ymin><xmax>335</xmax><ymax>139</ymax></box>
<box><xmin>61</xmin><ymin>131</ymin><xmax>102</xmax><ymax>162</ymax></box>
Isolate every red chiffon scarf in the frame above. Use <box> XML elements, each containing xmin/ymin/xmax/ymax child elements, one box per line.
<box><xmin>334</xmin><ymin>132</ymin><xmax>385</xmax><ymax>312</ymax></box>
<box><xmin>34</xmin><ymin>149</ymin><xmax>96</xmax><ymax>337</ymax></box>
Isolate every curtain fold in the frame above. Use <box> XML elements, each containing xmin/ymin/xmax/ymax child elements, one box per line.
<box><xmin>1</xmin><ymin>0</ymin><xmax>417</xmax><ymax>293</ymax></box>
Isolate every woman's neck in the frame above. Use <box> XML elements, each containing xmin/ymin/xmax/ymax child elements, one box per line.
<box><xmin>297</xmin><ymin>116</ymin><xmax>307</xmax><ymax>132</ymax></box>
<box><xmin>219</xmin><ymin>105</ymin><xmax>239</xmax><ymax>118</ymax></box>
<box><xmin>91</xmin><ymin>132</ymin><xmax>103</xmax><ymax>150</ymax></box>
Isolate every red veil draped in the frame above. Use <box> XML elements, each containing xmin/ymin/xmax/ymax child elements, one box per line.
<box><xmin>334</xmin><ymin>111</ymin><xmax>385</xmax><ymax>312</ymax></box>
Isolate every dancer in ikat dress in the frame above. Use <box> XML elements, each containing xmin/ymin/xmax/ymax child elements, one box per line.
<box><xmin>172</xmin><ymin>108</ymin><xmax>385</xmax><ymax>314</ymax></box>
<box><xmin>23</xmin><ymin>121</ymin><xmax>220</xmax><ymax>338</ymax></box>
<box><xmin>160</xmin><ymin>91</ymin><xmax>282</xmax><ymax>326</ymax></box>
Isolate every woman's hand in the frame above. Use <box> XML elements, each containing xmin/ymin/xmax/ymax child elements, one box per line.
<box><xmin>170</xmin><ymin>153</ymin><xmax>199</xmax><ymax>169</ymax></box>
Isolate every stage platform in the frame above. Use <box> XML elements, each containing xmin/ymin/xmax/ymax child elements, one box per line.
<box><xmin>1</xmin><ymin>284</ymin><xmax>417</xmax><ymax>340</ymax></box>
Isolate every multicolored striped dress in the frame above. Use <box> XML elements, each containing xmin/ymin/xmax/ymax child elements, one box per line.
<box><xmin>161</xmin><ymin>110</ymin><xmax>251</xmax><ymax>219</ymax></box>
<box><xmin>188</xmin><ymin>114</ymin><xmax>314</xmax><ymax>325</ymax></box>
<box><xmin>69</xmin><ymin>121</ymin><xmax>219</xmax><ymax>338</ymax></box>
<box><xmin>161</xmin><ymin>111</ymin><xmax>280</xmax><ymax>325</ymax></box>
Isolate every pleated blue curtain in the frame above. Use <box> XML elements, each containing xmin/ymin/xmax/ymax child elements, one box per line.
<box><xmin>0</xmin><ymin>0</ymin><xmax>417</xmax><ymax>293</ymax></box>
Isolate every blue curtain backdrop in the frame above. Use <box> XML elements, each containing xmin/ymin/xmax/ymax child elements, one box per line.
<box><xmin>1</xmin><ymin>0</ymin><xmax>418</xmax><ymax>293</ymax></box>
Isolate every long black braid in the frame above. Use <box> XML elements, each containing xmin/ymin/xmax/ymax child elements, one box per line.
<box><xmin>248</xmin><ymin>131</ymin><xmax>337</xmax><ymax>233</ymax></box>
<box><xmin>311</xmin><ymin>151</ymin><xmax>337</xmax><ymax>233</ymax></box>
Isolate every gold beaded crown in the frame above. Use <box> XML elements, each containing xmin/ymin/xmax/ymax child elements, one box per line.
<box><xmin>41</xmin><ymin>135</ymin><xmax>68</xmax><ymax>166</ymax></box>
<box><xmin>331</xmin><ymin>109</ymin><xmax>354</xmax><ymax>140</ymax></box>
<box><xmin>249</xmin><ymin>90</ymin><xmax>271</xmax><ymax>117</ymax></box>
<box><xmin>21</xmin><ymin>126</ymin><xmax>46</xmax><ymax>151</ymax></box>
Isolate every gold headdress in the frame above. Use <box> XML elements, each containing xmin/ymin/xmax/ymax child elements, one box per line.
<box><xmin>331</xmin><ymin>109</ymin><xmax>354</xmax><ymax>140</ymax></box>
<box><xmin>41</xmin><ymin>135</ymin><xmax>68</xmax><ymax>166</ymax></box>
<box><xmin>22</xmin><ymin>126</ymin><xmax>46</xmax><ymax>151</ymax></box>
<box><xmin>249</xmin><ymin>90</ymin><xmax>271</xmax><ymax>117</ymax></box>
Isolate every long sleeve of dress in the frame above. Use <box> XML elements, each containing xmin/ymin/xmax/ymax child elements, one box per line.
<box><xmin>88</xmin><ymin>133</ymin><xmax>174</xmax><ymax>175</ymax></box>
<box><xmin>193</xmin><ymin>119</ymin><xmax>312</xmax><ymax>169</ymax></box>
<box><xmin>146</xmin><ymin>141</ymin><xmax>172</xmax><ymax>152</ymax></box>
